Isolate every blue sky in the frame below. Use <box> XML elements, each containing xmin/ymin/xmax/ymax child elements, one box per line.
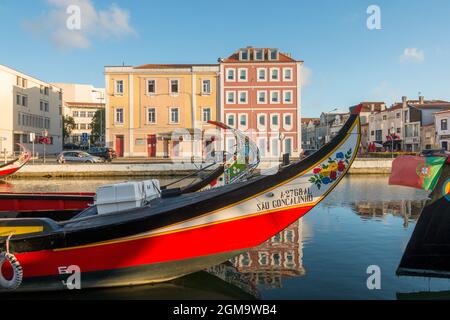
<box><xmin>1</xmin><ymin>0</ymin><xmax>450</xmax><ymax>117</ymax></box>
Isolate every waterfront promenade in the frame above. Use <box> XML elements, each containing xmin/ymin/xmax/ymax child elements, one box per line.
<box><xmin>9</xmin><ymin>158</ymin><xmax>393</xmax><ymax>178</ymax></box>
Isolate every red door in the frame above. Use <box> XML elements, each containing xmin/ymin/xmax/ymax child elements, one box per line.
<box><xmin>147</xmin><ymin>135</ymin><xmax>157</xmax><ymax>158</ymax></box>
<box><xmin>115</xmin><ymin>135</ymin><xmax>124</xmax><ymax>157</ymax></box>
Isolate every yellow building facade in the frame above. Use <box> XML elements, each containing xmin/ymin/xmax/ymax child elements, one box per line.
<box><xmin>104</xmin><ymin>64</ymin><xmax>219</xmax><ymax>158</ymax></box>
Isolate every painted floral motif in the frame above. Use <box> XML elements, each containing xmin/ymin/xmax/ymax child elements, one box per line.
<box><xmin>309</xmin><ymin>148</ymin><xmax>353</xmax><ymax>189</ymax></box>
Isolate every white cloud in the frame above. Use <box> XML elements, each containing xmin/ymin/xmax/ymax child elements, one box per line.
<box><xmin>24</xmin><ymin>0</ymin><xmax>136</xmax><ymax>50</ymax></box>
<box><xmin>400</xmin><ymin>48</ymin><xmax>425</xmax><ymax>63</ymax></box>
<box><xmin>302</xmin><ymin>66</ymin><xmax>312</xmax><ymax>87</ymax></box>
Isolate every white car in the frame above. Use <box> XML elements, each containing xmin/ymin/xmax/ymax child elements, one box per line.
<box><xmin>57</xmin><ymin>151</ymin><xmax>104</xmax><ymax>164</ymax></box>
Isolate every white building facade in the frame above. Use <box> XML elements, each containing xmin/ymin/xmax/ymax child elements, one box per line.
<box><xmin>435</xmin><ymin>110</ymin><xmax>450</xmax><ymax>150</ymax></box>
<box><xmin>52</xmin><ymin>83</ymin><xmax>105</xmax><ymax>145</ymax></box>
<box><xmin>0</xmin><ymin>64</ymin><xmax>63</xmax><ymax>156</ymax></box>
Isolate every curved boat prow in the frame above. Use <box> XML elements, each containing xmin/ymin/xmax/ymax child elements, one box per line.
<box><xmin>0</xmin><ymin>144</ymin><xmax>31</xmax><ymax>179</ymax></box>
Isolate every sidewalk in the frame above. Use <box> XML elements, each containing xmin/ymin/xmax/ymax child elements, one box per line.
<box><xmin>10</xmin><ymin>158</ymin><xmax>394</xmax><ymax>178</ymax></box>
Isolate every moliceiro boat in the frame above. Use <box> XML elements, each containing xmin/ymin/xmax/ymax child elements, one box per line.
<box><xmin>0</xmin><ymin>144</ymin><xmax>31</xmax><ymax>180</ymax></box>
<box><xmin>0</xmin><ymin>107</ymin><xmax>362</xmax><ymax>292</ymax></box>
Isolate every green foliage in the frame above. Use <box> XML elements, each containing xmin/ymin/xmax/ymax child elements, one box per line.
<box><xmin>90</xmin><ymin>109</ymin><xmax>105</xmax><ymax>145</ymax></box>
<box><xmin>63</xmin><ymin>115</ymin><xmax>76</xmax><ymax>141</ymax></box>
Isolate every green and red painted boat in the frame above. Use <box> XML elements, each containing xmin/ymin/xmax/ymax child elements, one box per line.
<box><xmin>0</xmin><ymin>107</ymin><xmax>362</xmax><ymax>292</ymax></box>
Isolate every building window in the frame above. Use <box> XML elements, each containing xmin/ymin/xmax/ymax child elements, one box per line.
<box><xmin>283</xmin><ymin>91</ymin><xmax>292</xmax><ymax>103</ymax></box>
<box><xmin>396</xmin><ymin>112</ymin><xmax>401</xmax><ymax>118</ymax></box>
<box><xmin>239</xmin><ymin>49</ymin><xmax>249</xmax><ymax>61</ymax></box>
<box><xmin>283</xmin><ymin>68</ymin><xmax>293</xmax><ymax>81</ymax></box>
<box><xmin>270</xmin><ymin>68</ymin><xmax>280</xmax><ymax>81</ymax></box>
<box><xmin>238</xmin><ymin>91</ymin><xmax>247</xmax><ymax>104</ymax></box>
<box><xmin>226</xmin><ymin>69</ymin><xmax>235</xmax><ymax>81</ymax></box>
<box><xmin>257</xmin><ymin>138</ymin><xmax>267</xmax><ymax>157</ymax></box>
<box><xmin>397</xmin><ymin>128</ymin><xmax>401</xmax><ymax>134</ymax></box>
<box><xmin>170</xmin><ymin>80</ymin><xmax>179</xmax><ymax>94</ymax></box>
<box><xmin>257</xmin><ymin>91</ymin><xmax>267</xmax><ymax>104</ymax></box>
<box><xmin>226</xmin><ymin>91</ymin><xmax>236</xmax><ymax>104</ymax></box>
<box><xmin>115</xmin><ymin>80</ymin><xmax>124</xmax><ymax>95</ymax></box>
<box><xmin>257</xmin><ymin>68</ymin><xmax>266</xmax><ymax>81</ymax></box>
<box><xmin>170</xmin><ymin>108</ymin><xmax>179</xmax><ymax>124</ymax></box>
<box><xmin>202</xmin><ymin>108</ymin><xmax>211</xmax><ymax>123</ymax></box>
<box><xmin>382</xmin><ymin>115</ymin><xmax>387</xmax><ymax>120</ymax></box>
<box><xmin>255</xmin><ymin>49</ymin><xmax>264</xmax><ymax>61</ymax></box>
<box><xmin>202</xmin><ymin>80</ymin><xmax>211</xmax><ymax>94</ymax></box>
<box><xmin>441</xmin><ymin>119</ymin><xmax>448</xmax><ymax>131</ymax></box>
<box><xmin>258</xmin><ymin>114</ymin><xmax>266</xmax><ymax>127</ymax></box>
<box><xmin>271</xmin><ymin>138</ymin><xmax>279</xmax><ymax>156</ymax></box>
<box><xmin>238</xmin><ymin>68</ymin><xmax>247</xmax><ymax>81</ymax></box>
<box><xmin>79</xmin><ymin>111</ymin><xmax>86</xmax><ymax>117</ymax></box>
<box><xmin>115</xmin><ymin>108</ymin><xmax>124</xmax><ymax>124</ymax></box>
<box><xmin>87</xmin><ymin>111</ymin><xmax>94</xmax><ymax>117</ymax></box>
<box><xmin>284</xmin><ymin>114</ymin><xmax>292</xmax><ymax>127</ymax></box>
<box><xmin>147</xmin><ymin>108</ymin><xmax>156</xmax><ymax>124</ymax></box>
<box><xmin>227</xmin><ymin>114</ymin><xmax>235</xmax><ymax>127</ymax></box>
<box><xmin>147</xmin><ymin>80</ymin><xmax>156</xmax><ymax>94</ymax></box>
<box><xmin>285</xmin><ymin>138</ymin><xmax>292</xmax><ymax>155</ymax></box>
<box><xmin>239</xmin><ymin>114</ymin><xmax>247</xmax><ymax>126</ymax></box>
<box><xmin>269</xmin><ymin>49</ymin><xmax>279</xmax><ymax>60</ymax></box>
<box><xmin>270</xmin><ymin>91</ymin><xmax>280</xmax><ymax>103</ymax></box>
<box><xmin>272</xmin><ymin>114</ymin><xmax>279</xmax><ymax>127</ymax></box>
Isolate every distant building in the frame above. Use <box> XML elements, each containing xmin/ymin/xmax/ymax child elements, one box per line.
<box><xmin>52</xmin><ymin>83</ymin><xmax>105</xmax><ymax>145</ymax></box>
<box><xmin>0</xmin><ymin>64</ymin><xmax>63</xmax><ymax>155</ymax></box>
<box><xmin>434</xmin><ymin>109</ymin><xmax>450</xmax><ymax>150</ymax></box>
<box><xmin>369</xmin><ymin>96</ymin><xmax>450</xmax><ymax>152</ymax></box>
<box><xmin>301</xmin><ymin>118</ymin><xmax>320</xmax><ymax>150</ymax></box>
<box><xmin>351</xmin><ymin>102</ymin><xmax>386</xmax><ymax>153</ymax></box>
<box><xmin>219</xmin><ymin>47</ymin><xmax>303</xmax><ymax>158</ymax></box>
<box><xmin>104</xmin><ymin>64</ymin><xmax>219</xmax><ymax>158</ymax></box>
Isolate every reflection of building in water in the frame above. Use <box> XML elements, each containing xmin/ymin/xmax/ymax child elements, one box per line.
<box><xmin>207</xmin><ymin>263</ymin><xmax>260</xmax><ymax>299</ymax></box>
<box><xmin>353</xmin><ymin>200</ymin><xmax>427</xmax><ymax>227</ymax></box>
<box><xmin>230</xmin><ymin>219</ymin><xmax>305</xmax><ymax>289</ymax></box>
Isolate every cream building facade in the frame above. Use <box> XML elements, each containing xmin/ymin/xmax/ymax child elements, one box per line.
<box><xmin>0</xmin><ymin>64</ymin><xmax>63</xmax><ymax>156</ymax></box>
<box><xmin>104</xmin><ymin>64</ymin><xmax>219</xmax><ymax>158</ymax></box>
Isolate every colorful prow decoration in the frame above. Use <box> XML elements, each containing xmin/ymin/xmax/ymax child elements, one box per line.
<box><xmin>389</xmin><ymin>155</ymin><xmax>447</xmax><ymax>191</ymax></box>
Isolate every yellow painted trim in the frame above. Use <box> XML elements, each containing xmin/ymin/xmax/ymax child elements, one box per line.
<box><xmin>55</xmin><ymin>117</ymin><xmax>360</xmax><ymax>252</ymax></box>
<box><xmin>0</xmin><ymin>226</ymin><xmax>43</xmax><ymax>237</ymax></box>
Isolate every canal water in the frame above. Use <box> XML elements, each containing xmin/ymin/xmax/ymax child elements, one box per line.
<box><xmin>3</xmin><ymin>175</ymin><xmax>450</xmax><ymax>300</ymax></box>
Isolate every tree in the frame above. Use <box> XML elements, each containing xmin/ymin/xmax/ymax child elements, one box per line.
<box><xmin>63</xmin><ymin>115</ymin><xmax>76</xmax><ymax>143</ymax></box>
<box><xmin>90</xmin><ymin>109</ymin><xmax>105</xmax><ymax>146</ymax></box>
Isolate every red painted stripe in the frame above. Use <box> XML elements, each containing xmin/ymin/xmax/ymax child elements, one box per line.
<box><xmin>13</xmin><ymin>205</ymin><xmax>313</xmax><ymax>278</ymax></box>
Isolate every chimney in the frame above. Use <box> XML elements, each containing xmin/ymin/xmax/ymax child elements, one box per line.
<box><xmin>402</xmin><ymin>96</ymin><xmax>408</xmax><ymax>108</ymax></box>
<box><xmin>370</xmin><ymin>104</ymin><xmax>374</xmax><ymax>112</ymax></box>
<box><xmin>419</xmin><ymin>96</ymin><xmax>424</xmax><ymax>104</ymax></box>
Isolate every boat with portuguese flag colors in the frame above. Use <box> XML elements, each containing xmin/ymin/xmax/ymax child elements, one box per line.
<box><xmin>0</xmin><ymin>107</ymin><xmax>362</xmax><ymax>292</ymax></box>
<box><xmin>389</xmin><ymin>153</ymin><xmax>450</xmax><ymax>278</ymax></box>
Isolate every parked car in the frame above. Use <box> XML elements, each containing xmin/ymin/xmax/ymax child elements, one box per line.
<box><xmin>57</xmin><ymin>151</ymin><xmax>104</xmax><ymax>164</ymax></box>
<box><xmin>420</xmin><ymin>149</ymin><xmax>450</xmax><ymax>157</ymax></box>
<box><xmin>88</xmin><ymin>147</ymin><xmax>117</xmax><ymax>161</ymax></box>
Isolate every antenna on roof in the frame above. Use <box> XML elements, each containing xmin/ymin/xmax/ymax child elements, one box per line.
<box><xmin>122</xmin><ymin>61</ymin><xmax>125</xmax><ymax>67</ymax></box>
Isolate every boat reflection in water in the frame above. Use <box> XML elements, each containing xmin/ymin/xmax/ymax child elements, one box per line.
<box><xmin>2</xmin><ymin>263</ymin><xmax>258</xmax><ymax>300</ymax></box>
<box><xmin>229</xmin><ymin>219</ymin><xmax>305</xmax><ymax>290</ymax></box>
<box><xmin>351</xmin><ymin>199</ymin><xmax>427</xmax><ymax>227</ymax></box>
